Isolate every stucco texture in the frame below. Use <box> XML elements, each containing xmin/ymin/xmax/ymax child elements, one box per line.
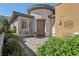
<box><xmin>30</xmin><ymin>9</ymin><xmax>54</xmax><ymax>36</ymax></box>
<box><xmin>55</xmin><ymin>3</ymin><xmax>79</xmax><ymax>37</ymax></box>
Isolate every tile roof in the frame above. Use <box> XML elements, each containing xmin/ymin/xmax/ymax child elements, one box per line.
<box><xmin>10</xmin><ymin>11</ymin><xmax>34</xmax><ymax>23</ymax></box>
<box><xmin>27</xmin><ymin>4</ymin><xmax>54</xmax><ymax>13</ymax></box>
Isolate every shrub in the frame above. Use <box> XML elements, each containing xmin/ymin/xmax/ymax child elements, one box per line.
<box><xmin>0</xmin><ymin>19</ymin><xmax>5</xmax><ymax>33</ymax></box>
<box><xmin>3</xmin><ymin>29</ymin><xmax>26</xmax><ymax>56</ymax></box>
<box><xmin>6</xmin><ymin>32</ymin><xmax>18</xmax><ymax>39</ymax></box>
<box><xmin>5</xmin><ymin>38</ymin><xmax>26</xmax><ymax>56</ymax></box>
<box><xmin>7</xmin><ymin>29</ymin><xmax>16</xmax><ymax>33</ymax></box>
<box><xmin>37</xmin><ymin>36</ymin><xmax>79</xmax><ymax>56</ymax></box>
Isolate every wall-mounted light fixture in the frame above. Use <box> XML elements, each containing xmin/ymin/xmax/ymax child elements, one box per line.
<box><xmin>58</xmin><ymin>20</ymin><xmax>62</xmax><ymax>26</ymax></box>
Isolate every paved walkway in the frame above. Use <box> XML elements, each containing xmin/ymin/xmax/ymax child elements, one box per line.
<box><xmin>20</xmin><ymin>37</ymin><xmax>48</xmax><ymax>55</ymax></box>
<box><xmin>0</xmin><ymin>32</ymin><xmax>5</xmax><ymax>56</ymax></box>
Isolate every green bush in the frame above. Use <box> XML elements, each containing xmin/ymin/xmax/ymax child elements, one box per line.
<box><xmin>3</xmin><ymin>29</ymin><xmax>26</xmax><ymax>56</ymax></box>
<box><xmin>0</xmin><ymin>19</ymin><xmax>5</xmax><ymax>33</ymax></box>
<box><xmin>7</xmin><ymin>29</ymin><xmax>16</xmax><ymax>33</ymax></box>
<box><xmin>5</xmin><ymin>38</ymin><xmax>26</xmax><ymax>56</ymax></box>
<box><xmin>0</xmin><ymin>19</ymin><xmax>4</xmax><ymax>25</ymax></box>
<box><xmin>6</xmin><ymin>32</ymin><xmax>18</xmax><ymax>39</ymax></box>
<box><xmin>6</xmin><ymin>29</ymin><xmax>18</xmax><ymax>39</ymax></box>
<box><xmin>37</xmin><ymin>35</ymin><xmax>79</xmax><ymax>56</ymax></box>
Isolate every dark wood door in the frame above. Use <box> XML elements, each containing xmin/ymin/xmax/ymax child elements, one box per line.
<box><xmin>37</xmin><ymin>20</ymin><xmax>45</xmax><ymax>36</ymax></box>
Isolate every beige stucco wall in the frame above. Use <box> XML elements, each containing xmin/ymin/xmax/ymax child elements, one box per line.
<box><xmin>10</xmin><ymin>16</ymin><xmax>35</xmax><ymax>37</ymax></box>
<box><xmin>10</xmin><ymin>16</ymin><xmax>27</xmax><ymax>36</ymax></box>
<box><xmin>30</xmin><ymin>9</ymin><xmax>55</xmax><ymax>36</ymax></box>
<box><xmin>10</xmin><ymin>17</ymin><xmax>19</xmax><ymax>35</ymax></box>
<box><xmin>55</xmin><ymin>3</ymin><xmax>79</xmax><ymax>37</ymax></box>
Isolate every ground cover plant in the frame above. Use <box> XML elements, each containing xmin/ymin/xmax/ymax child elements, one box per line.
<box><xmin>37</xmin><ymin>35</ymin><xmax>79</xmax><ymax>56</ymax></box>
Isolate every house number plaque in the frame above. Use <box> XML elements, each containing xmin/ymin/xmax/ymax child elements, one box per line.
<box><xmin>64</xmin><ymin>20</ymin><xmax>74</xmax><ymax>29</ymax></box>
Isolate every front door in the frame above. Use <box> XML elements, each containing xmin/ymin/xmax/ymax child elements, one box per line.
<box><xmin>37</xmin><ymin>19</ymin><xmax>45</xmax><ymax>36</ymax></box>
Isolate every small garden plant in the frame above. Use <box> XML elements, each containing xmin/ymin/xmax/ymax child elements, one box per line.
<box><xmin>37</xmin><ymin>35</ymin><xmax>79</xmax><ymax>56</ymax></box>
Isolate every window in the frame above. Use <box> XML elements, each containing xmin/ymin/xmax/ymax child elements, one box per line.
<box><xmin>26</xmin><ymin>21</ymin><xmax>30</xmax><ymax>30</ymax></box>
<box><xmin>13</xmin><ymin>26</ymin><xmax>16</xmax><ymax>32</ymax></box>
<box><xmin>22</xmin><ymin>20</ymin><xmax>30</xmax><ymax>32</ymax></box>
<box><xmin>22</xmin><ymin>20</ymin><xmax>26</xmax><ymax>29</ymax></box>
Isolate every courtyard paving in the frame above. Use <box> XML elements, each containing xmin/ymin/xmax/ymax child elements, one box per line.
<box><xmin>22</xmin><ymin>37</ymin><xmax>48</xmax><ymax>53</ymax></box>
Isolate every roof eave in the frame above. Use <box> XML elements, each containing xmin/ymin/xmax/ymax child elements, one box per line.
<box><xmin>48</xmin><ymin>15</ymin><xmax>55</xmax><ymax>18</ymax></box>
<box><xmin>10</xmin><ymin>11</ymin><xmax>34</xmax><ymax>24</ymax></box>
<box><xmin>27</xmin><ymin>4</ymin><xmax>54</xmax><ymax>13</ymax></box>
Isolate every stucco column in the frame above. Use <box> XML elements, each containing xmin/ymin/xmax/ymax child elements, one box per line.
<box><xmin>46</xmin><ymin>18</ymin><xmax>52</xmax><ymax>37</ymax></box>
<box><xmin>35</xmin><ymin>19</ymin><xmax>37</xmax><ymax>33</ymax></box>
<box><xmin>48</xmin><ymin>19</ymin><xmax>52</xmax><ymax>37</ymax></box>
<box><xmin>46</xmin><ymin>17</ymin><xmax>55</xmax><ymax>37</ymax></box>
<box><xmin>18</xmin><ymin>16</ymin><xmax>23</xmax><ymax>37</ymax></box>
